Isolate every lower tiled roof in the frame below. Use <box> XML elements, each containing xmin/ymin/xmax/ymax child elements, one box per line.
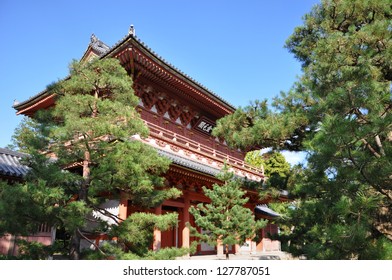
<box><xmin>255</xmin><ymin>204</ymin><xmax>281</xmax><ymax>218</ymax></box>
<box><xmin>157</xmin><ymin>149</ymin><xmax>221</xmax><ymax>177</ymax></box>
<box><xmin>0</xmin><ymin>148</ymin><xmax>29</xmax><ymax>178</ymax></box>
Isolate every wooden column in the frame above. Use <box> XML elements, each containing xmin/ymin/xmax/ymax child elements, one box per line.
<box><xmin>251</xmin><ymin>240</ymin><xmax>257</xmax><ymax>254</ymax></box>
<box><xmin>182</xmin><ymin>195</ymin><xmax>190</xmax><ymax>249</ymax></box>
<box><xmin>235</xmin><ymin>244</ymin><xmax>241</xmax><ymax>255</ymax></box>
<box><xmin>118</xmin><ymin>191</ymin><xmax>128</xmax><ymax>221</ymax></box>
<box><xmin>217</xmin><ymin>238</ymin><xmax>224</xmax><ymax>257</ymax></box>
<box><xmin>153</xmin><ymin>205</ymin><xmax>162</xmax><ymax>251</ymax></box>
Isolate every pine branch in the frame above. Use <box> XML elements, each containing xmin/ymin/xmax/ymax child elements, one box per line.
<box><xmin>77</xmin><ymin>228</ymin><xmax>108</xmax><ymax>257</ymax></box>
<box><xmin>91</xmin><ymin>205</ymin><xmax>123</xmax><ymax>225</ymax></box>
<box><xmin>348</xmin><ymin>148</ymin><xmax>392</xmax><ymax>201</ymax></box>
<box><xmin>361</xmin><ymin>138</ymin><xmax>381</xmax><ymax>158</ymax></box>
<box><xmin>374</xmin><ymin>135</ymin><xmax>385</xmax><ymax>156</ymax></box>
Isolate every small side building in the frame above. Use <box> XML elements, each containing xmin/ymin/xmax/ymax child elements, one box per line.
<box><xmin>0</xmin><ymin>148</ymin><xmax>55</xmax><ymax>257</ymax></box>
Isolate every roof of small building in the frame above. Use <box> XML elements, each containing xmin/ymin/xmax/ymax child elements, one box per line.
<box><xmin>0</xmin><ymin>148</ymin><xmax>29</xmax><ymax>179</ymax></box>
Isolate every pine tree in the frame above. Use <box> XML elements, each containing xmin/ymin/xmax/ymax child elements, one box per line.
<box><xmin>7</xmin><ymin>58</ymin><xmax>183</xmax><ymax>259</ymax></box>
<box><xmin>213</xmin><ymin>0</ymin><xmax>392</xmax><ymax>259</ymax></box>
<box><xmin>189</xmin><ymin>166</ymin><xmax>266</xmax><ymax>259</ymax></box>
<box><xmin>245</xmin><ymin>150</ymin><xmax>291</xmax><ymax>190</ymax></box>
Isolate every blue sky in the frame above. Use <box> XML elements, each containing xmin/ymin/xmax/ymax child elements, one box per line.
<box><xmin>0</xmin><ymin>0</ymin><xmax>319</xmax><ymax>164</ymax></box>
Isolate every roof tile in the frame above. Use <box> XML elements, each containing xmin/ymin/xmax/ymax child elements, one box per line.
<box><xmin>0</xmin><ymin>148</ymin><xmax>29</xmax><ymax>178</ymax></box>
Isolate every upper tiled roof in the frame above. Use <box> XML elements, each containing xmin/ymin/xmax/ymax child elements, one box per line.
<box><xmin>0</xmin><ymin>148</ymin><xmax>29</xmax><ymax>179</ymax></box>
<box><xmin>103</xmin><ymin>32</ymin><xmax>236</xmax><ymax>111</ymax></box>
<box><xmin>90</xmin><ymin>34</ymin><xmax>110</xmax><ymax>55</ymax></box>
<box><xmin>14</xmin><ymin>29</ymin><xmax>236</xmax><ymax>114</ymax></box>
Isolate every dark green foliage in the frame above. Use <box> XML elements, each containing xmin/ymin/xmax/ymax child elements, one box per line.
<box><xmin>213</xmin><ymin>99</ymin><xmax>309</xmax><ymax>151</ymax></box>
<box><xmin>82</xmin><ymin>212</ymin><xmax>190</xmax><ymax>260</ymax></box>
<box><xmin>110</xmin><ymin>212</ymin><xmax>178</xmax><ymax>256</ymax></box>
<box><xmin>5</xmin><ymin>58</ymin><xmax>183</xmax><ymax>259</ymax></box>
<box><xmin>189</xmin><ymin>166</ymin><xmax>267</xmax><ymax>259</ymax></box>
<box><xmin>213</xmin><ymin>0</ymin><xmax>392</xmax><ymax>259</ymax></box>
<box><xmin>0</xmin><ymin>240</ymin><xmax>52</xmax><ymax>260</ymax></box>
<box><xmin>0</xmin><ymin>155</ymin><xmax>77</xmax><ymax>236</ymax></box>
<box><xmin>245</xmin><ymin>150</ymin><xmax>291</xmax><ymax>190</ymax></box>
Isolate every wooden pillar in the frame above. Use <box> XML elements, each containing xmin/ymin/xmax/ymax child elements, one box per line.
<box><xmin>182</xmin><ymin>196</ymin><xmax>190</xmax><ymax>249</ymax></box>
<box><xmin>153</xmin><ymin>206</ymin><xmax>162</xmax><ymax>251</ymax></box>
<box><xmin>235</xmin><ymin>244</ymin><xmax>241</xmax><ymax>255</ymax></box>
<box><xmin>118</xmin><ymin>191</ymin><xmax>128</xmax><ymax>221</ymax></box>
<box><xmin>251</xmin><ymin>240</ymin><xmax>257</xmax><ymax>254</ymax></box>
<box><xmin>217</xmin><ymin>238</ymin><xmax>224</xmax><ymax>257</ymax></box>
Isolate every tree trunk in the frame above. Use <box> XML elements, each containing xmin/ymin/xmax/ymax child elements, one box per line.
<box><xmin>69</xmin><ymin>91</ymin><xmax>95</xmax><ymax>259</ymax></box>
<box><xmin>69</xmin><ymin>150</ymin><xmax>91</xmax><ymax>259</ymax></box>
<box><xmin>225</xmin><ymin>244</ymin><xmax>229</xmax><ymax>259</ymax></box>
<box><xmin>69</xmin><ymin>229</ymin><xmax>81</xmax><ymax>260</ymax></box>
<box><xmin>81</xmin><ymin>150</ymin><xmax>91</xmax><ymax>201</ymax></box>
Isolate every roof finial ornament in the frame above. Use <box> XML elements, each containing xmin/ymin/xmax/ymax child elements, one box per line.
<box><xmin>129</xmin><ymin>24</ymin><xmax>135</xmax><ymax>36</ymax></box>
<box><xmin>91</xmin><ymin>33</ymin><xmax>98</xmax><ymax>43</ymax></box>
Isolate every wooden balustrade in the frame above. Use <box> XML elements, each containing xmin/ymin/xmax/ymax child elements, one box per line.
<box><xmin>144</xmin><ymin>121</ymin><xmax>264</xmax><ymax>177</ymax></box>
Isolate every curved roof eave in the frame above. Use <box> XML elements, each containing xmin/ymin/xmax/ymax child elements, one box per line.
<box><xmin>103</xmin><ymin>34</ymin><xmax>237</xmax><ymax>112</ymax></box>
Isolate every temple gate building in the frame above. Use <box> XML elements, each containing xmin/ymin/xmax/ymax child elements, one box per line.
<box><xmin>13</xmin><ymin>28</ymin><xmax>283</xmax><ymax>255</ymax></box>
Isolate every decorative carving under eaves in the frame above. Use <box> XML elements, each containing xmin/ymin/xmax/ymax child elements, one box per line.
<box><xmin>180</xmin><ymin>107</ymin><xmax>198</xmax><ymax>127</ymax></box>
<box><xmin>134</xmin><ymin>84</ymin><xmax>144</xmax><ymax>97</ymax></box>
<box><xmin>169</xmin><ymin>145</ymin><xmax>180</xmax><ymax>152</ymax></box>
<box><xmin>155</xmin><ymin>139</ymin><xmax>167</xmax><ymax>148</ymax></box>
<box><xmin>184</xmin><ymin>150</ymin><xmax>193</xmax><ymax>157</ymax></box>
<box><xmin>141</xmin><ymin>91</ymin><xmax>157</xmax><ymax>110</ymax></box>
<box><xmin>168</xmin><ymin>104</ymin><xmax>182</xmax><ymax>122</ymax></box>
<box><xmin>137</xmin><ymin>82</ymin><xmax>200</xmax><ymax>127</ymax></box>
<box><xmin>165</xmin><ymin>167</ymin><xmax>216</xmax><ymax>190</ymax></box>
<box><xmin>155</xmin><ymin>97</ymin><xmax>171</xmax><ymax>115</ymax></box>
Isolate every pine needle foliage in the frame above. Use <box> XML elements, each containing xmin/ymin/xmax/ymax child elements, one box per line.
<box><xmin>189</xmin><ymin>166</ymin><xmax>267</xmax><ymax>259</ymax></box>
<box><xmin>213</xmin><ymin>0</ymin><xmax>392</xmax><ymax>259</ymax></box>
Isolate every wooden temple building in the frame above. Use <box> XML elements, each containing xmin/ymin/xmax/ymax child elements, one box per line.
<box><xmin>13</xmin><ymin>27</ymin><xmax>283</xmax><ymax>256</ymax></box>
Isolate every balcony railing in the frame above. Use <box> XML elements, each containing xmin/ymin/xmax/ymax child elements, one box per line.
<box><xmin>145</xmin><ymin>121</ymin><xmax>264</xmax><ymax>178</ymax></box>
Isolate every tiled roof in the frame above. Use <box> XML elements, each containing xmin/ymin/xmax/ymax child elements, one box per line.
<box><xmin>103</xmin><ymin>33</ymin><xmax>236</xmax><ymax>110</ymax></box>
<box><xmin>90</xmin><ymin>34</ymin><xmax>110</xmax><ymax>55</ymax></box>
<box><xmin>156</xmin><ymin>148</ymin><xmax>263</xmax><ymax>184</ymax></box>
<box><xmin>0</xmin><ymin>148</ymin><xmax>29</xmax><ymax>178</ymax></box>
<box><xmin>157</xmin><ymin>149</ymin><xmax>221</xmax><ymax>177</ymax></box>
<box><xmin>14</xmin><ymin>30</ymin><xmax>236</xmax><ymax>114</ymax></box>
<box><xmin>255</xmin><ymin>204</ymin><xmax>281</xmax><ymax>218</ymax></box>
